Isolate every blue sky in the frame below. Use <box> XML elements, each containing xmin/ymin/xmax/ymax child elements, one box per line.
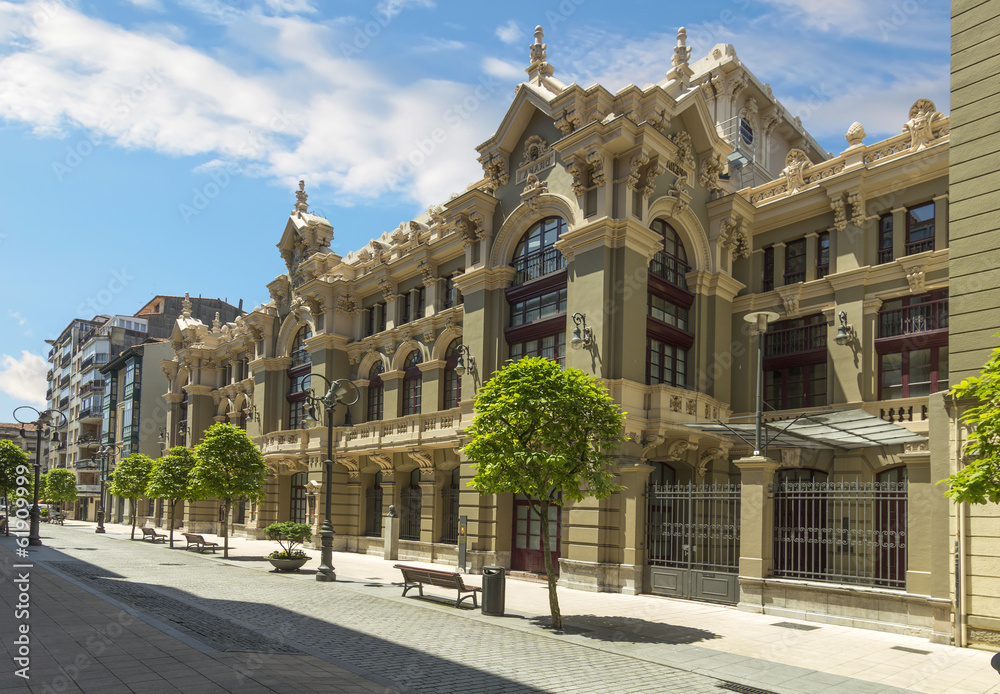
<box><xmin>0</xmin><ymin>0</ymin><xmax>951</xmax><ymax>421</ymax></box>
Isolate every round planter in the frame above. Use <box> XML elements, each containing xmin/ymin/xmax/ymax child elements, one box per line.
<box><xmin>268</xmin><ymin>556</ymin><xmax>308</xmax><ymax>572</ymax></box>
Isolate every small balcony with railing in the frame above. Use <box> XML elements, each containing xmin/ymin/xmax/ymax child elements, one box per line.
<box><xmin>342</xmin><ymin>408</ymin><xmax>465</xmax><ymax>454</ymax></box>
<box><xmin>511</xmin><ymin>248</ymin><xmax>566</xmax><ymax>286</ymax></box>
<box><xmin>878</xmin><ymin>298</ymin><xmax>948</xmax><ymax>338</ymax></box>
<box><xmin>81</xmin><ymin>354</ymin><xmax>110</xmax><ymax>372</ymax></box>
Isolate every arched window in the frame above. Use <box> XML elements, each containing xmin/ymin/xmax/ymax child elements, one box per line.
<box><xmin>507</xmin><ymin>217</ymin><xmax>568</xmax><ymax>365</ymax></box>
<box><xmin>647</xmin><ymin>220</ymin><xmax>694</xmax><ymax>388</ymax></box>
<box><xmin>443</xmin><ymin>339</ymin><xmax>462</xmax><ymax>409</ymax></box>
<box><xmin>511</xmin><ymin>217</ymin><xmax>566</xmax><ymax>285</ymax></box>
<box><xmin>286</xmin><ymin>325</ymin><xmax>312</xmax><ymax>429</ymax></box>
<box><xmin>401</xmin><ymin>350</ymin><xmax>422</xmax><ymax>416</ymax></box>
<box><xmin>367</xmin><ymin>361</ymin><xmax>384</xmax><ymax>422</ymax></box>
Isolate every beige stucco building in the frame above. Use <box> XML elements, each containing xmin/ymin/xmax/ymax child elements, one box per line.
<box><xmin>159</xmin><ymin>27</ymin><xmax>975</xmax><ymax>644</ymax></box>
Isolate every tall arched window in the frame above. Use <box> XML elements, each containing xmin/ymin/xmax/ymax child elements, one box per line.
<box><xmin>286</xmin><ymin>325</ymin><xmax>312</xmax><ymax>429</ymax></box>
<box><xmin>507</xmin><ymin>217</ymin><xmax>568</xmax><ymax>365</ymax></box>
<box><xmin>401</xmin><ymin>350</ymin><xmax>422</xmax><ymax>416</ymax></box>
<box><xmin>367</xmin><ymin>361</ymin><xmax>384</xmax><ymax>422</ymax></box>
<box><xmin>443</xmin><ymin>339</ymin><xmax>462</xmax><ymax>409</ymax></box>
<box><xmin>647</xmin><ymin>220</ymin><xmax>694</xmax><ymax>387</ymax></box>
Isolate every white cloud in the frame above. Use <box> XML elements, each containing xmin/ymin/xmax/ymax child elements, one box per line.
<box><xmin>127</xmin><ymin>0</ymin><xmax>165</xmax><ymax>11</ymax></box>
<box><xmin>482</xmin><ymin>57</ymin><xmax>522</xmax><ymax>80</ymax></box>
<box><xmin>0</xmin><ymin>351</ymin><xmax>47</xmax><ymax>406</ymax></box>
<box><xmin>374</xmin><ymin>0</ymin><xmax>434</xmax><ymax>21</ymax></box>
<box><xmin>756</xmin><ymin>0</ymin><xmax>949</xmax><ymax>47</ymax></box>
<box><xmin>8</xmin><ymin>311</ymin><xmax>26</xmax><ymax>326</ymax></box>
<box><xmin>495</xmin><ymin>20</ymin><xmax>520</xmax><ymax>45</ymax></box>
<box><xmin>265</xmin><ymin>0</ymin><xmax>317</xmax><ymax>14</ymax></box>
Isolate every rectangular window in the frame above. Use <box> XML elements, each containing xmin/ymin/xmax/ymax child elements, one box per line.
<box><xmin>905</xmin><ymin>202</ymin><xmax>934</xmax><ymax>255</ymax></box>
<box><xmin>400</xmin><ymin>293</ymin><xmax>412</xmax><ymax>324</ymax></box>
<box><xmin>509</xmin><ymin>333</ymin><xmax>566</xmax><ymax>365</ymax></box>
<box><xmin>763</xmin><ymin>246</ymin><xmax>775</xmax><ymax>292</ymax></box>
<box><xmin>764</xmin><ymin>314</ymin><xmax>827</xmax><ymax>357</ymax></box>
<box><xmin>816</xmin><ymin>232</ymin><xmax>830</xmax><ymax>279</ymax></box>
<box><xmin>766</xmin><ymin>363</ymin><xmax>827</xmax><ymax>410</ymax></box>
<box><xmin>509</xmin><ymin>289</ymin><xmax>566</xmax><ymax>327</ymax></box>
<box><xmin>878</xmin><ymin>214</ymin><xmax>894</xmax><ymax>264</ymax></box>
<box><xmin>784</xmin><ymin>239</ymin><xmax>806</xmax><ymax>284</ymax></box>
<box><xmin>647</xmin><ymin>338</ymin><xmax>687</xmax><ymax>388</ymax></box>
<box><xmin>648</xmin><ymin>295</ymin><xmax>689</xmax><ymax>331</ymax></box>
<box><xmin>878</xmin><ymin>291</ymin><xmax>948</xmax><ymax>338</ymax></box>
<box><xmin>879</xmin><ymin>347</ymin><xmax>948</xmax><ymax>399</ymax></box>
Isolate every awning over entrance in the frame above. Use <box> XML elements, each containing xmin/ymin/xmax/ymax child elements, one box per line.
<box><xmin>684</xmin><ymin>408</ymin><xmax>927</xmax><ymax>451</ymax></box>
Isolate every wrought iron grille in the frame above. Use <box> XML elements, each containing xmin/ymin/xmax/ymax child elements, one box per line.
<box><xmin>364</xmin><ymin>488</ymin><xmax>383</xmax><ymax>537</ymax></box>
<box><xmin>440</xmin><ymin>487</ymin><xmax>460</xmax><ymax>544</ymax></box>
<box><xmin>770</xmin><ymin>480</ymin><xmax>907</xmax><ymax>589</ymax></box>
<box><xmin>400</xmin><ymin>486</ymin><xmax>422</xmax><ymax>541</ymax></box>
<box><xmin>512</xmin><ymin>247</ymin><xmax>566</xmax><ymax>285</ymax></box>
<box><xmin>646</xmin><ymin>483</ymin><xmax>741</xmax><ymax>572</ymax></box>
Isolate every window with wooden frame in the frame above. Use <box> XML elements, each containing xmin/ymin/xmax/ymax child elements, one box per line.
<box><xmin>763</xmin><ymin>246</ymin><xmax>775</xmax><ymax>292</ymax></box>
<box><xmin>510</xmin><ymin>217</ymin><xmax>566</xmax><ymax>286</ymax></box>
<box><xmin>784</xmin><ymin>238</ymin><xmax>806</xmax><ymax>284</ymax></box>
<box><xmin>878</xmin><ymin>214</ymin><xmax>894</xmax><ymax>264</ymax></box>
<box><xmin>647</xmin><ymin>219</ymin><xmax>694</xmax><ymax>388</ymax></box>
<box><xmin>366</xmin><ymin>361</ymin><xmax>384</xmax><ymax>422</ymax></box>
<box><xmin>816</xmin><ymin>232</ymin><xmax>830</xmax><ymax>279</ymax></box>
<box><xmin>443</xmin><ymin>339</ymin><xmax>462</xmax><ymax>410</ymax></box>
<box><xmin>877</xmin><ymin>290</ymin><xmax>948</xmax><ymax>399</ymax></box>
<box><xmin>286</xmin><ymin>326</ymin><xmax>312</xmax><ymax>429</ymax></box>
<box><xmin>905</xmin><ymin>202</ymin><xmax>935</xmax><ymax>255</ymax></box>
<box><xmin>400</xmin><ymin>350</ymin><xmax>422</xmax><ymax>416</ymax></box>
<box><xmin>506</xmin><ymin>218</ymin><xmax>568</xmax><ymax>365</ymax></box>
<box><xmin>763</xmin><ymin>314</ymin><xmax>827</xmax><ymax>410</ymax></box>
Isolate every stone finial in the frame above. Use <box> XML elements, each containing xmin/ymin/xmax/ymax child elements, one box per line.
<box><xmin>181</xmin><ymin>292</ymin><xmax>192</xmax><ymax>318</ymax></box>
<box><xmin>672</xmin><ymin>27</ymin><xmax>691</xmax><ymax>68</ymax></box>
<box><xmin>526</xmin><ymin>25</ymin><xmax>554</xmax><ymax>79</ymax></box>
<box><xmin>212</xmin><ymin>312</ymin><xmax>221</xmax><ymax>331</ymax></box>
<box><xmin>845</xmin><ymin>122</ymin><xmax>866</xmax><ymax>147</ymax></box>
<box><xmin>294</xmin><ymin>180</ymin><xmax>309</xmax><ymax>217</ymax></box>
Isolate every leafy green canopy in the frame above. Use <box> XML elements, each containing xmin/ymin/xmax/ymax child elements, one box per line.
<box><xmin>146</xmin><ymin>446</ymin><xmax>197</xmax><ymax>502</ymax></box>
<box><xmin>44</xmin><ymin>468</ymin><xmax>78</xmax><ymax>504</ymax></box>
<box><xmin>0</xmin><ymin>440</ymin><xmax>28</xmax><ymax>497</ymax></box>
<box><xmin>191</xmin><ymin>423</ymin><xmax>267</xmax><ymax>503</ymax></box>
<box><xmin>108</xmin><ymin>453</ymin><xmax>154</xmax><ymax>500</ymax></box>
<box><xmin>943</xmin><ymin>344</ymin><xmax>1000</xmax><ymax>504</ymax></box>
<box><xmin>464</xmin><ymin>357</ymin><xmax>626</xmax><ymax>503</ymax></box>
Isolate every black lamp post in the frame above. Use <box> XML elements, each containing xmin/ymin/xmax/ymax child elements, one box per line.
<box><xmin>14</xmin><ymin>407</ymin><xmax>67</xmax><ymax>547</ymax></box>
<box><xmin>95</xmin><ymin>442</ymin><xmax>124</xmax><ymax>533</ymax></box>
<box><xmin>743</xmin><ymin>311</ymin><xmax>780</xmax><ymax>455</ymax></box>
<box><xmin>304</xmin><ymin>374</ymin><xmax>359</xmax><ymax>582</ymax></box>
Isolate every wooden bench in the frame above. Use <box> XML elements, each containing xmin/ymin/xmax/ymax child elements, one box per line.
<box><xmin>181</xmin><ymin>532</ymin><xmax>219</xmax><ymax>553</ymax></box>
<box><xmin>394</xmin><ymin>564</ymin><xmax>481</xmax><ymax>608</ymax></box>
<box><xmin>140</xmin><ymin>527</ymin><xmax>167</xmax><ymax>543</ymax></box>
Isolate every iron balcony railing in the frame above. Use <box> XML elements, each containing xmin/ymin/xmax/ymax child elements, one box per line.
<box><xmin>649</xmin><ymin>254</ymin><xmax>690</xmax><ymax>289</ymax></box>
<box><xmin>764</xmin><ymin>321</ymin><xmax>827</xmax><ymax>357</ymax></box>
<box><xmin>905</xmin><ymin>238</ymin><xmax>934</xmax><ymax>255</ymax></box>
<box><xmin>512</xmin><ymin>247</ymin><xmax>565</xmax><ymax>285</ymax></box>
<box><xmin>878</xmin><ymin>298</ymin><xmax>948</xmax><ymax>338</ymax></box>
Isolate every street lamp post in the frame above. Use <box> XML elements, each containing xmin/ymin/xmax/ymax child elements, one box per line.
<box><xmin>14</xmin><ymin>407</ymin><xmax>67</xmax><ymax>547</ymax></box>
<box><xmin>304</xmin><ymin>374</ymin><xmax>359</xmax><ymax>582</ymax></box>
<box><xmin>743</xmin><ymin>311</ymin><xmax>780</xmax><ymax>456</ymax></box>
<box><xmin>95</xmin><ymin>442</ymin><xmax>124</xmax><ymax>533</ymax></box>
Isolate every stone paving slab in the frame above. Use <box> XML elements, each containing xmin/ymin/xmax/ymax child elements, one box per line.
<box><xmin>2</xmin><ymin>521</ymin><xmax>998</xmax><ymax>693</ymax></box>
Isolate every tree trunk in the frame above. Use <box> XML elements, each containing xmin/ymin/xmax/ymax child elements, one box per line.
<box><xmin>223</xmin><ymin>500</ymin><xmax>230</xmax><ymax>558</ymax></box>
<box><xmin>130</xmin><ymin>501</ymin><xmax>137</xmax><ymax>539</ymax></box>
<box><xmin>537</xmin><ymin>499</ymin><xmax>562</xmax><ymax>630</ymax></box>
<box><xmin>168</xmin><ymin>499</ymin><xmax>176</xmax><ymax>548</ymax></box>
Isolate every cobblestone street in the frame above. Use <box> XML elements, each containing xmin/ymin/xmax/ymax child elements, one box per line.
<box><xmin>2</xmin><ymin>523</ymin><xmax>996</xmax><ymax>693</ymax></box>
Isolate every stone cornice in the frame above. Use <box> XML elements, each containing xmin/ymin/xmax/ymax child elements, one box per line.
<box><xmin>183</xmin><ymin>384</ymin><xmax>214</xmax><ymax>397</ymax></box>
<box><xmin>686</xmin><ymin>271</ymin><xmax>745</xmax><ymax>303</ymax></box>
<box><xmin>250</xmin><ymin>356</ymin><xmax>293</xmax><ymax>371</ymax></box>
<box><xmin>305</xmin><ymin>333</ymin><xmax>352</xmax><ymax>352</ymax></box>
<box><xmin>454</xmin><ymin>266</ymin><xmax>515</xmax><ymax>294</ymax></box>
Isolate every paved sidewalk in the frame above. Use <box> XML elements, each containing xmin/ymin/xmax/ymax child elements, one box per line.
<box><xmin>1</xmin><ymin>520</ymin><xmax>998</xmax><ymax>693</ymax></box>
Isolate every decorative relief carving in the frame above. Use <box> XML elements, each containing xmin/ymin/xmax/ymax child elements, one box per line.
<box><xmin>626</xmin><ymin>150</ymin><xmax>649</xmax><ymax>192</ymax></box>
<box><xmin>378</xmin><ymin>278</ymin><xmax>395</xmax><ymax>302</ymax></box>
<box><xmin>565</xmin><ymin>157</ymin><xmax>587</xmax><ymax>198</ymax></box>
<box><xmin>480</xmin><ymin>151</ymin><xmax>510</xmax><ymax>192</ymax></box>
<box><xmin>863</xmin><ymin>298</ymin><xmax>883</xmax><ymax>315</ymax></box>
<box><xmin>406</xmin><ymin>449</ymin><xmax>434</xmax><ymax>471</ymax></box>
<box><xmin>781</xmin><ymin>149</ymin><xmax>810</xmax><ymax>193</ymax></box>
<box><xmin>776</xmin><ymin>284</ymin><xmax>801</xmax><ymax>317</ymax></box>
<box><xmin>847</xmin><ymin>191</ymin><xmax>865</xmax><ymax>227</ymax></box>
<box><xmin>700</xmin><ymin>154</ymin><xmax>726</xmax><ymax>197</ymax></box>
<box><xmin>587</xmin><ymin>149</ymin><xmax>606</xmax><ymax>187</ymax></box>
<box><xmin>553</xmin><ymin>108</ymin><xmax>581</xmax><ymax>135</ymax></box>
<box><xmin>336</xmin><ymin>455</ymin><xmax>360</xmax><ymax>477</ymax></box>
<box><xmin>369</xmin><ymin>452</ymin><xmax>394</xmax><ymax>473</ymax></box>
<box><xmin>417</xmin><ymin>260</ymin><xmax>436</xmax><ymax>286</ymax></box>
<box><xmin>667</xmin><ymin>440</ymin><xmax>696</xmax><ymax>461</ymax></box>
<box><xmin>697</xmin><ymin>447</ymin><xmax>726</xmax><ymax>477</ymax></box>
<box><xmin>641</xmin><ymin>434</ymin><xmax>664</xmax><ymax>461</ymax></box>
<box><xmin>336</xmin><ymin>294</ymin><xmax>358</xmax><ymax>314</ymax></box>
<box><xmin>903</xmin><ymin>99</ymin><xmax>943</xmax><ymax>151</ymax></box>
<box><xmin>720</xmin><ymin>215</ymin><xmax>750</xmax><ymax>259</ymax></box>
<box><xmin>830</xmin><ymin>196</ymin><xmax>847</xmax><ymax>232</ymax></box>
<box><xmin>845</xmin><ymin>121</ymin><xmax>866</xmax><ymax>147</ymax></box>
<box><xmin>520</xmin><ymin>173</ymin><xmax>548</xmax><ymax>213</ymax></box>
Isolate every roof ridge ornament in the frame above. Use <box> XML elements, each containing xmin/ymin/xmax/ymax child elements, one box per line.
<box><xmin>666</xmin><ymin>27</ymin><xmax>694</xmax><ymax>87</ymax></box>
<box><xmin>526</xmin><ymin>25</ymin><xmax>555</xmax><ymax>82</ymax></box>
<box><xmin>181</xmin><ymin>292</ymin><xmax>192</xmax><ymax>318</ymax></box>
<box><xmin>294</xmin><ymin>179</ymin><xmax>309</xmax><ymax>218</ymax></box>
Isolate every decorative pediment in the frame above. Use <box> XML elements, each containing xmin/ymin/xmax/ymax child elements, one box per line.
<box><xmin>903</xmin><ymin>99</ymin><xmax>944</xmax><ymax>151</ymax></box>
<box><xmin>781</xmin><ymin>149</ymin><xmax>810</xmax><ymax>193</ymax></box>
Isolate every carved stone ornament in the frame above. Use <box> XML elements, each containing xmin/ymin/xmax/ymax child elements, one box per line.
<box><xmin>669</xmin><ymin>131</ymin><xmax>695</xmax><ymax>169</ymax></box>
<box><xmin>720</xmin><ymin>215</ymin><xmax>750</xmax><ymax>259</ymax></box>
<box><xmin>553</xmin><ymin>108</ymin><xmax>581</xmax><ymax>135</ymax></box>
<box><xmin>781</xmin><ymin>149</ymin><xmax>810</xmax><ymax>193</ymax></box>
<box><xmin>900</xmin><ymin>260</ymin><xmax>927</xmax><ymax>294</ymax></box>
<box><xmin>641</xmin><ymin>434</ymin><xmax>664</xmax><ymax>461</ymax></box>
<box><xmin>377</xmin><ymin>278</ymin><xmax>395</xmax><ymax>303</ymax></box>
<box><xmin>830</xmin><ymin>196</ymin><xmax>847</xmax><ymax>232</ymax></box>
<box><xmin>845</xmin><ymin>122</ymin><xmax>866</xmax><ymax>147</ymax></box>
<box><xmin>427</xmin><ymin>205</ymin><xmax>446</xmax><ymax>229</ymax></box>
<box><xmin>627</xmin><ymin>150</ymin><xmax>649</xmax><ymax>192</ymax></box>
<box><xmin>643</xmin><ymin>160</ymin><xmax>668</xmax><ymax>199</ymax></box>
<box><xmin>336</xmin><ymin>455</ymin><xmax>360</xmax><ymax>477</ymax></box>
<box><xmin>417</xmin><ymin>260</ymin><xmax>436</xmax><ymax>286</ymax></box>
<box><xmin>697</xmin><ymin>447</ymin><xmax>726</xmax><ymax>477</ymax></box>
<box><xmin>671</xmin><ymin>26</ymin><xmax>691</xmax><ymax>67</ymax></box>
<box><xmin>666</xmin><ymin>440</ymin><xmax>697</xmax><ymax>461</ymax></box>
<box><xmin>700</xmin><ymin>154</ymin><xmax>726</xmax><ymax>196</ymax></box>
<box><xmin>294</xmin><ymin>180</ymin><xmax>309</xmax><ymax>217</ymax></box>
<box><xmin>406</xmin><ymin>449</ymin><xmax>434</xmax><ymax>471</ymax></box>
<box><xmin>521</xmin><ymin>135</ymin><xmax>548</xmax><ymax>166</ymax></box>
<box><xmin>777</xmin><ymin>284</ymin><xmax>801</xmax><ymax>317</ymax></box>
<box><xmin>390</xmin><ymin>223</ymin><xmax>409</xmax><ymax>246</ymax></box>
<box><xmin>728</xmin><ymin>72</ymin><xmax>748</xmax><ymax>103</ymax></box>
<box><xmin>480</xmin><ymin>151</ymin><xmax>510</xmax><ymax>191</ymax></box>
<box><xmin>369</xmin><ymin>452</ymin><xmax>394</xmax><ymax>473</ymax></box>
<box><xmin>520</xmin><ymin>173</ymin><xmax>548</xmax><ymax>212</ymax></box>
<box><xmin>903</xmin><ymin>99</ymin><xmax>942</xmax><ymax>151</ymax></box>
<box><xmin>357</xmin><ymin>247</ymin><xmax>374</xmax><ymax>263</ymax></box>
<box><xmin>336</xmin><ymin>293</ymin><xmax>358</xmax><ymax>314</ymax></box>
<box><xmin>647</xmin><ymin>109</ymin><xmax>670</xmax><ymax>132</ymax></box>
<box><xmin>566</xmin><ymin>158</ymin><xmax>587</xmax><ymax>198</ymax></box>
<box><xmin>763</xmin><ymin>110</ymin><xmax>782</xmax><ymax>136</ymax></box>
<box><xmin>586</xmin><ymin>150</ymin><xmax>606</xmax><ymax>187</ymax></box>
<box><xmin>847</xmin><ymin>191</ymin><xmax>865</xmax><ymax>227</ymax></box>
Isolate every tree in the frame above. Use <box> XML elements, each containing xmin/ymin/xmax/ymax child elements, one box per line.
<box><xmin>108</xmin><ymin>453</ymin><xmax>154</xmax><ymax>539</ymax></box>
<box><xmin>942</xmin><ymin>344</ymin><xmax>1000</xmax><ymax>503</ymax></box>
<box><xmin>0</xmin><ymin>440</ymin><xmax>28</xmax><ymax>537</ymax></box>
<box><xmin>463</xmin><ymin>357</ymin><xmax>626</xmax><ymax>629</ymax></box>
<box><xmin>43</xmin><ymin>468</ymin><xmax>78</xmax><ymax>512</ymax></box>
<box><xmin>263</xmin><ymin>522</ymin><xmax>312</xmax><ymax>559</ymax></box>
<box><xmin>190</xmin><ymin>422</ymin><xmax>268</xmax><ymax>558</ymax></box>
<box><xmin>146</xmin><ymin>446</ymin><xmax>198</xmax><ymax>548</ymax></box>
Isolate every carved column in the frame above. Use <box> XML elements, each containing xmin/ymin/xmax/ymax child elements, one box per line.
<box><xmin>734</xmin><ymin>455</ymin><xmax>780</xmax><ymax>613</ymax></box>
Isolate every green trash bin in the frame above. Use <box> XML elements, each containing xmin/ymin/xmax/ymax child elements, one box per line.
<box><xmin>481</xmin><ymin>566</ymin><xmax>506</xmax><ymax>616</ymax></box>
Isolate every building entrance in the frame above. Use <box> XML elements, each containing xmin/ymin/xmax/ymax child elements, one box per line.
<box><xmin>511</xmin><ymin>493</ymin><xmax>560</xmax><ymax>574</ymax></box>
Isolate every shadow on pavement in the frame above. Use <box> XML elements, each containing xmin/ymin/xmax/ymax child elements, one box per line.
<box><xmin>530</xmin><ymin>614</ymin><xmax>719</xmax><ymax>645</ymax></box>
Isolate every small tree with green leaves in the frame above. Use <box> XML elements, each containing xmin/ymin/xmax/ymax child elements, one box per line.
<box><xmin>463</xmin><ymin>357</ymin><xmax>627</xmax><ymax>629</ymax></box>
<box><xmin>43</xmin><ymin>468</ymin><xmax>78</xmax><ymax>513</ymax></box>
<box><xmin>108</xmin><ymin>453</ymin><xmax>154</xmax><ymax>539</ymax></box>
<box><xmin>0</xmin><ymin>441</ymin><xmax>28</xmax><ymax>536</ymax></box>
<box><xmin>942</xmin><ymin>342</ymin><xmax>1000</xmax><ymax>503</ymax></box>
<box><xmin>263</xmin><ymin>521</ymin><xmax>312</xmax><ymax>559</ymax></box>
<box><xmin>190</xmin><ymin>422</ymin><xmax>268</xmax><ymax>558</ymax></box>
<box><xmin>146</xmin><ymin>446</ymin><xmax>198</xmax><ymax>548</ymax></box>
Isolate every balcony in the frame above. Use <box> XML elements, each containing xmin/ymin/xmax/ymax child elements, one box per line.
<box><xmin>79</xmin><ymin>405</ymin><xmax>103</xmax><ymax>423</ymax></box>
<box><xmin>81</xmin><ymin>354</ymin><xmax>110</xmax><ymax>371</ymax></box>
<box><xmin>79</xmin><ymin>380</ymin><xmax>105</xmax><ymax>396</ymax></box>
<box><xmin>342</xmin><ymin>408</ymin><xmax>465</xmax><ymax>454</ymax></box>
<box><xmin>512</xmin><ymin>248</ymin><xmax>565</xmax><ymax>286</ymax></box>
<box><xmin>58</xmin><ymin>396</ymin><xmax>70</xmax><ymax>409</ymax></box>
<box><xmin>878</xmin><ymin>298</ymin><xmax>948</xmax><ymax>338</ymax></box>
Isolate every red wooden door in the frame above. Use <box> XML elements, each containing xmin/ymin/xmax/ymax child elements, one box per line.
<box><xmin>511</xmin><ymin>494</ymin><xmax>560</xmax><ymax>574</ymax></box>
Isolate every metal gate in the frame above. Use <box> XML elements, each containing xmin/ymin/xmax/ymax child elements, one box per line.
<box><xmin>645</xmin><ymin>482</ymin><xmax>741</xmax><ymax>604</ymax></box>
